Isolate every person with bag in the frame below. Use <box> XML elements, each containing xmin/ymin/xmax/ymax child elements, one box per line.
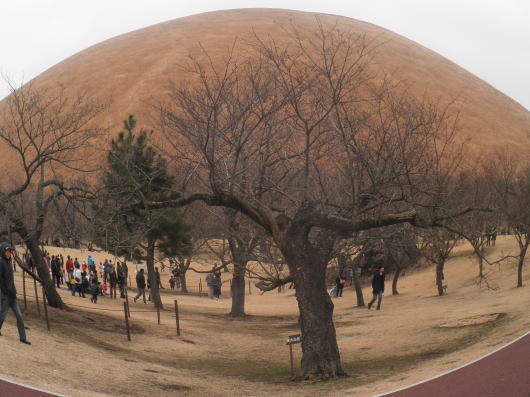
<box><xmin>72</xmin><ymin>263</ymin><xmax>85</xmax><ymax>297</ymax></box>
<box><xmin>0</xmin><ymin>243</ymin><xmax>31</xmax><ymax>344</ymax></box>
<box><xmin>368</xmin><ymin>266</ymin><xmax>385</xmax><ymax>310</ymax></box>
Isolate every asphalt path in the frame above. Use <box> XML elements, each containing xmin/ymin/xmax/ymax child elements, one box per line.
<box><xmin>377</xmin><ymin>332</ymin><xmax>530</xmax><ymax>397</ymax></box>
<box><xmin>0</xmin><ymin>377</ymin><xmax>62</xmax><ymax>396</ymax></box>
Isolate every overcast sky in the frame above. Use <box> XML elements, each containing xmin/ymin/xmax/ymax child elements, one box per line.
<box><xmin>1</xmin><ymin>0</ymin><xmax>528</xmax><ymax>109</ymax></box>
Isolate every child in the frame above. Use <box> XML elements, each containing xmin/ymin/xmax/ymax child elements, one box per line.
<box><xmin>102</xmin><ymin>282</ymin><xmax>108</xmax><ymax>296</ymax></box>
<box><xmin>169</xmin><ymin>276</ymin><xmax>175</xmax><ymax>290</ymax></box>
<box><xmin>91</xmin><ymin>279</ymin><xmax>100</xmax><ymax>303</ymax></box>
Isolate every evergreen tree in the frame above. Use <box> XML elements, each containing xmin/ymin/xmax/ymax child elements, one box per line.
<box><xmin>95</xmin><ymin>116</ymin><xmax>190</xmax><ymax>308</ymax></box>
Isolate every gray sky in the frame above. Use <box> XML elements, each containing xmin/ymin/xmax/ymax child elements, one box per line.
<box><xmin>1</xmin><ymin>0</ymin><xmax>529</xmax><ymax>109</ymax></box>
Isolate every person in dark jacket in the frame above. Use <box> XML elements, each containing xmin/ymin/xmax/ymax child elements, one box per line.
<box><xmin>51</xmin><ymin>256</ymin><xmax>61</xmax><ymax>288</ymax></box>
<box><xmin>133</xmin><ymin>269</ymin><xmax>147</xmax><ymax>303</ymax></box>
<box><xmin>0</xmin><ymin>243</ymin><xmax>31</xmax><ymax>344</ymax></box>
<box><xmin>368</xmin><ymin>266</ymin><xmax>385</xmax><ymax>310</ymax></box>
<box><xmin>117</xmin><ymin>261</ymin><xmax>127</xmax><ymax>298</ymax></box>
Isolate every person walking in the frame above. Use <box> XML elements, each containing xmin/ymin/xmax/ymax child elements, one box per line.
<box><xmin>368</xmin><ymin>266</ymin><xmax>385</xmax><ymax>310</ymax></box>
<box><xmin>108</xmin><ymin>267</ymin><xmax>117</xmax><ymax>299</ymax></box>
<box><xmin>0</xmin><ymin>243</ymin><xmax>31</xmax><ymax>344</ymax></box>
<box><xmin>205</xmin><ymin>269</ymin><xmax>215</xmax><ymax>300</ymax></box>
<box><xmin>213</xmin><ymin>270</ymin><xmax>222</xmax><ymax>300</ymax></box>
<box><xmin>51</xmin><ymin>256</ymin><xmax>61</xmax><ymax>288</ymax></box>
<box><xmin>72</xmin><ymin>263</ymin><xmax>85</xmax><ymax>297</ymax></box>
<box><xmin>155</xmin><ymin>267</ymin><xmax>164</xmax><ymax>289</ymax></box>
<box><xmin>335</xmin><ymin>275</ymin><xmax>346</xmax><ymax>297</ymax></box>
<box><xmin>133</xmin><ymin>269</ymin><xmax>147</xmax><ymax>304</ymax></box>
<box><xmin>65</xmin><ymin>256</ymin><xmax>74</xmax><ymax>291</ymax></box>
<box><xmin>90</xmin><ymin>276</ymin><xmax>100</xmax><ymax>304</ymax></box>
<box><xmin>117</xmin><ymin>261</ymin><xmax>127</xmax><ymax>299</ymax></box>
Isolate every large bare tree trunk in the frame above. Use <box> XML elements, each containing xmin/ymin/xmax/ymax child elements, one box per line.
<box><xmin>436</xmin><ymin>261</ymin><xmax>445</xmax><ymax>296</ymax></box>
<box><xmin>291</xmin><ymin>257</ymin><xmax>344</xmax><ymax>378</ymax></box>
<box><xmin>230</xmin><ymin>261</ymin><xmax>246</xmax><ymax>317</ymax></box>
<box><xmin>146</xmin><ymin>237</ymin><xmax>163</xmax><ymax>309</ymax></box>
<box><xmin>281</xmin><ymin>229</ymin><xmax>344</xmax><ymax>379</ymax></box>
<box><xmin>26</xmin><ymin>236</ymin><xmax>66</xmax><ymax>309</ymax></box>
<box><xmin>352</xmin><ymin>263</ymin><xmax>365</xmax><ymax>307</ymax></box>
<box><xmin>179</xmin><ymin>272</ymin><xmax>188</xmax><ymax>293</ymax></box>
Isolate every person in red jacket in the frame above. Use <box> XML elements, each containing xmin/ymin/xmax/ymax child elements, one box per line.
<box><xmin>65</xmin><ymin>256</ymin><xmax>74</xmax><ymax>291</ymax></box>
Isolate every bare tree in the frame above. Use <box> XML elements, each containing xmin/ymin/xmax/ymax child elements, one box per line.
<box><xmin>420</xmin><ymin>227</ymin><xmax>458</xmax><ymax>295</ymax></box>
<box><xmin>157</xmin><ymin>22</ymin><xmax>467</xmax><ymax>378</ymax></box>
<box><xmin>489</xmin><ymin>155</ymin><xmax>530</xmax><ymax>287</ymax></box>
<box><xmin>0</xmin><ymin>81</ymin><xmax>104</xmax><ymax>308</ymax></box>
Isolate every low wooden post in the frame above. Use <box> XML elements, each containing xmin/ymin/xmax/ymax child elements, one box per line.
<box><xmin>286</xmin><ymin>334</ymin><xmax>301</xmax><ymax>379</ymax></box>
<box><xmin>248</xmin><ymin>279</ymin><xmax>251</xmax><ymax>295</ymax></box>
<box><xmin>174</xmin><ymin>299</ymin><xmax>180</xmax><ymax>336</ymax></box>
<box><xmin>123</xmin><ymin>302</ymin><xmax>131</xmax><ymax>341</ymax></box>
<box><xmin>42</xmin><ymin>287</ymin><xmax>50</xmax><ymax>331</ymax></box>
<box><xmin>199</xmin><ymin>279</ymin><xmax>202</xmax><ymax>297</ymax></box>
<box><xmin>289</xmin><ymin>344</ymin><xmax>294</xmax><ymax>378</ymax></box>
<box><xmin>22</xmin><ymin>271</ymin><xmax>27</xmax><ymax>310</ymax></box>
<box><xmin>156</xmin><ymin>305</ymin><xmax>161</xmax><ymax>325</ymax></box>
<box><xmin>33</xmin><ymin>278</ymin><xmax>41</xmax><ymax>317</ymax></box>
<box><xmin>125</xmin><ymin>287</ymin><xmax>131</xmax><ymax>318</ymax></box>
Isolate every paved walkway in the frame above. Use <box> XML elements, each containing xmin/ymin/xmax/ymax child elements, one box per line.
<box><xmin>0</xmin><ymin>377</ymin><xmax>62</xmax><ymax>396</ymax></box>
<box><xmin>376</xmin><ymin>332</ymin><xmax>530</xmax><ymax>397</ymax></box>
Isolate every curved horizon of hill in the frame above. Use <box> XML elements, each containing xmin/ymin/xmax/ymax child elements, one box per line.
<box><xmin>4</xmin><ymin>8</ymin><xmax>530</xmax><ymax>161</ymax></box>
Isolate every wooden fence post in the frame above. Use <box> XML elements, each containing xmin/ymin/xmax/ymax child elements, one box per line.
<box><xmin>123</xmin><ymin>302</ymin><xmax>131</xmax><ymax>341</ymax></box>
<box><xmin>156</xmin><ymin>305</ymin><xmax>161</xmax><ymax>325</ymax></box>
<box><xmin>248</xmin><ymin>279</ymin><xmax>251</xmax><ymax>295</ymax></box>
<box><xmin>42</xmin><ymin>286</ymin><xmax>50</xmax><ymax>331</ymax></box>
<box><xmin>199</xmin><ymin>279</ymin><xmax>202</xmax><ymax>297</ymax></box>
<box><xmin>22</xmin><ymin>271</ymin><xmax>27</xmax><ymax>310</ymax></box>
<box><xmin>33</xmin><ymin>278</ymin><xmax>41</xmax><ymax>317</ymax></box>
<box><xmin>174</xmin><ymin>300</ymin><xmax>180</xmax><ymax>336</ymax></box>
<box><xmin>125</xmin><ymin>287</ymin><xmax>130</xmax><ymax>318</ymax></box>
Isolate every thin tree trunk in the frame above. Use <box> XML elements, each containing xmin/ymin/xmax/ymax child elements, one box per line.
<box><xmin>230</xmin><ymin>260</ymin><xmax>246</xmax><ymax>317</ymax></box>
<box><xmin>517</xmin><ymin>243</ymin><xmax>528</xmax><ymax>288</ymax></box>
<box><xmin>436</xmin><ymin>261</ymin><xmax>445</xmax><ymax>296</ymax></box>
<box><xmin>392</xmin><ymin>267</ymin><xmax>402</xmax><ymax>295</ymax></box>
<box><xmin>352</xmin><ymin>263</ymin><xmax>364</xmax><ymax>307</ymax></box>
<box><xmin>146</xmin><ymin>237</ymin><xmax>163</xmax><ymax>309</ymax></box>
<box><xmin>179</xmin><ymin>272</ymin><xmax>188</xmax><ymax>293</ymax></box>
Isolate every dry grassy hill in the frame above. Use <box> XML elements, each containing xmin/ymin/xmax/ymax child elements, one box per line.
<box><xmin>0</xmin><ymin>236</ymin><xmax>528</xmax><ymax>396</ymax></box>
<box><xmin>12</xmin><ymin>8</ymin><xmax>530</xmax><ymax>159</ymax></box>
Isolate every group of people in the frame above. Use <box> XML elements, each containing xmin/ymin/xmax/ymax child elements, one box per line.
<box><xmin>27</xmin><ymin>252</ymin><xmax>130</xmax><ymax>303</ymax></box>
<box><xmin>205</xmin><ymin>268</ymin><xmax>222</xmax><ymax>300</ymax></box>
<box><xmin>133</xmin><ymin>266</ymin><xmax>165</xmax><ymax>304</ymax></box>
<box><xmin>331</xmin><ymin>265</ymin><xmax>386</xmax><ymax>310</ymax></box>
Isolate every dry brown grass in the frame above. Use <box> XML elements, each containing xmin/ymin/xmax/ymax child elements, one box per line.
<box><xmin>0</xmin><ymin>235</ymin><xmax>527</xmax><ymax>396</ymax></box>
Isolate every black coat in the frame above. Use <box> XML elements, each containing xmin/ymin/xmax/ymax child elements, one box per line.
<box><xmin>371</xmin><ymin>271</ymin><xmax>385</xmax><ymax>294</ymax></box>
<box><xmin>136</xmin><ymin>272</ymin><xmax>146</xmax><ymax>289</ymax></box>
<box><xmin>0</xmin><ymin>250</ymin><xmax>16</xmax><ymax>298</ymax></box>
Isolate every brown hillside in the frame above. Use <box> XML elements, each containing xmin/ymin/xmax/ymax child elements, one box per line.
<box><xmin>5</xmin><ymin>9</ymin><xmax>530</xmax><ymax>159</ymax></box>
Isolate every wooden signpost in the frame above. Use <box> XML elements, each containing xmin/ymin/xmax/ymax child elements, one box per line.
<box><xmin>286</xmin><ymin>334</ymin><xmax>301</xmax><ymax>378</ymax></box>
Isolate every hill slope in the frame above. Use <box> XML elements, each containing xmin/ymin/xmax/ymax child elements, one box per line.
<box><xmin>18</xmin><ymin>8</ymin><xmax>530</xmax><ymax>158</ymax></box>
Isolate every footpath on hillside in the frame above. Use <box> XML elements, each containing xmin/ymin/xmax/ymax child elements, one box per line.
<box><xmin>377</xmin><ymin>332</ymin><xmax>530</xmax><ymax>397</ymax></box>
<box><xmin>0</xmin><ymin>377</ymin><xmax>62</xmax><ymax>397</ymax></box>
